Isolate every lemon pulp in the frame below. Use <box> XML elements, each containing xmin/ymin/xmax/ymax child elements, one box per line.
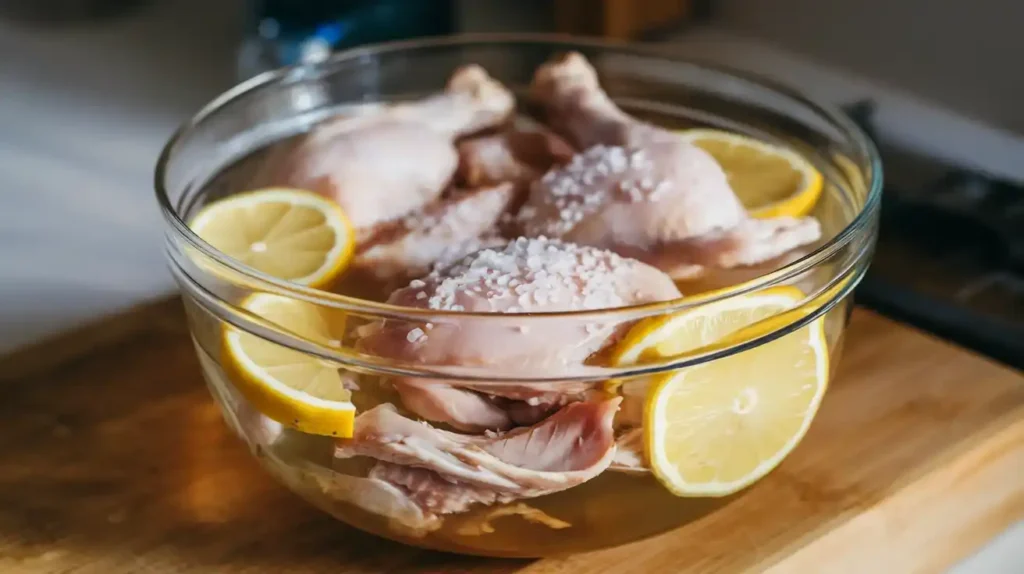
<box><xmin>679</xmin><ymin>128</ymin><xmax>824</xmax><ymax>219</ymax></box>
<box><xmin>644</xmin><ymin>316</ymin><xmax>828</xmax><ymax>496</ymax></box>
<box><xmin>189</xmin><ymin>187</ymin><xmax>355</xmax><ymax>289</ymax></box>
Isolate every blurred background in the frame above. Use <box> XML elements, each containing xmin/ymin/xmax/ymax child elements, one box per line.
<box><xmin>5</xmin><ymin>0</ymin><xmax>1021</xmax><ymax>366</ymax></box>
<box><xmin>0</xmin><ymin>0</ymin><xmax>1020</xmax><ymax>569</ymax></box>
<box><xmin>3</xmin><ymin>0</ymin><xmax>1023</xmax><ymax>354</ymax></box>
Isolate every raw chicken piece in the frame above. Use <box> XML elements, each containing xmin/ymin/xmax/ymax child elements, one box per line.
<box><xmin>667</xmin><ymin>247</ymin><xmax>810</xmax><ymax>289</ymax></box>
<box><xmin>215</xmin><ymin>378</ymin><xmax>442</xmax><ymax>535</ymax></box>
<box><xmin>391</xmin><ymin>380</ymin><xmax>514</xmax><ymax>434</ymax></box>
<box><xmin>336</xmin><ymin>398</ymin><xmax>621</xmax><ymax>515</ymax></box>
<box><xmin>365</xmin><ymin>237</ymin><xmax>681</xmax><ymax>368</ymax></box>
<box><xmin>609</xmin><ymin>427</ymin><xmax>647</xmax><ymax>474</ymax></box>
<box><xmin>608</xmin><ymin>378</ymin><xmax>647</xmax><ymax>474</ymax></box>
<box><xmin>616</xmin><ymin>381</ymin><xmax>646</xmax><ymax>429</ymax></box>
<box><xmin>503</xmin><ymin>393</ymin><xmax>576</xmax><ymax>427</ymax></box>
<box><xmin>304</xmin><ymin>463</ymin><xmax>442</xmax><ymax>536</ymax></box>
<box><xmin>391</xmin><ymin>380</ymin><xmax>585</xmax><ymax>433</ymax></box>
<box><xmin>457</xmin><ymin>117</ymin><xmax>576</xmax><ymax>188</ymax></box>
<box><xmin>352</xmin><ymin>182</ymin><xmax>517</xmax><ymax>285</ymax></box>
<box><xmin>523</xmin><ymin>52</ymin><xmax>821</xmax><ymax>274</ymax></box>
<box><xmin>253</xmin><ymin>65</ymin><xmax>514</xmax><ymax>235</ymax></box>
<box><xmin>357</xmin><ymin>237</ymin><xmax>681</xmax><ymax>431</ymax></box>
<box><xmin>646</xmin><ymin>218</ymin><xmax>823</xmax><ymax>281</ymax></box>
<box><xmin>369</xmin><ymin>462</ymin><xmax>505</xmax><ymax>515</ymax></box>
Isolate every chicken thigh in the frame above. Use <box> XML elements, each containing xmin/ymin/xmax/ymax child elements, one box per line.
<box><xmin>523</xmin><ymin>52</ymin><xmax>821</xmax><ymax>277</ymax></box>
<box><xmin>357</xmin><ymin>237</ymin><xmax>681</xmax><ymax>431</ymax></box>
<box><xmin>253</xmin><ymin>65</ymin><xmax>514</xmax><ymax>236</ymax></box>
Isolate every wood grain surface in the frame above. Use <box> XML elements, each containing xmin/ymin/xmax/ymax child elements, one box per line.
<box><xmin>1</xmin><ymin>298</ymin><xmax>1022</xmax><ymax>573</ymax></box>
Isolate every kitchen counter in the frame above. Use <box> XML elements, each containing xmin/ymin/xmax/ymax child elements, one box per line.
<box><xmin>1</xmin><ymin>301</ymin><xmax>1021</xmax><ymax>573</ymax></box>
<box><xmin>0</xmin><ymin>2</ymin><xmax>1021</xmax><ymax>570</ymax></box>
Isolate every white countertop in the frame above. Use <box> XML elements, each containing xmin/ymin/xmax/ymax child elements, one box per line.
<box><xmin>0</xmin><ymin>3</ymin><xmax>1018</xmax><ymax>570</ymax></box>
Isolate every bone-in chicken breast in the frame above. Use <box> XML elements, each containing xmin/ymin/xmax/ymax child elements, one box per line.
<box><xmin>357</xmin><ymin>237</ymin><xmax>681</xmax><ymax>431</ymax></box>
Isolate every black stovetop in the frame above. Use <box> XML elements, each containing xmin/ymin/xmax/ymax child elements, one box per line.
<box><xmin>844</xmin><ymin>103</ymin><xmax>1024</xmax><ymax>369</ymax></box>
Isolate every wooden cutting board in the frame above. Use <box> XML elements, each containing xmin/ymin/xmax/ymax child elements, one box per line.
<box><xmin>1</xmin><ymin>298</ymin><xmax>1021</xmax><ymax>573</ymax></box>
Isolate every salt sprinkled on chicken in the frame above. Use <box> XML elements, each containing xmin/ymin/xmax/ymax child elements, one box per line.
<box><xmin>520</xmin><ymin>145</ymin><xmax>670</xmax><ymax>238</ymax></box>
<box><xmin>352</xmin><ymin>182</ymin><xmax>516</xmax><ymax>284</ymax></box>
<box><xmin>389</xmin><ymin>237</ymin><xmax>658</xmax><ymax>314</ymax></box>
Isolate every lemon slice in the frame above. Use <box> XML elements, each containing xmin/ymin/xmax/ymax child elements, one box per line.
<box><xmin>679</xmin><ymin>129</ymin><xmax>823</xmax><ymax>219</ymax></box>
<box><xmin>223</xmin><ymin>293</ymin><xmax>355</xmax><ymax>437</ymax></box>
<box><xmin>611</xmin><ymin>286</ymin><xmax>804</xmax><ymax>367</ymax></box>
<box><xmin>645</xmin><ymin>313</ymin><xmax>829</xmax><ymax>497</ymax></box>
<box><xmin>189</xmin><ymin>188</ymin><xmax>355</xmax><ymax>289</ymax></box>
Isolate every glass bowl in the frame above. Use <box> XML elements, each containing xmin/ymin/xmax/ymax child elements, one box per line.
<box><xmin>156</xmin><ymin>35</ymin><xmax>881</xmax><ymax>558</ymax></box>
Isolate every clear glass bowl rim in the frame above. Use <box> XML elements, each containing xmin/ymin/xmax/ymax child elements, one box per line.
<box><xmin>155</xmin><ymin>33</ymin><xmax>882</xmax><ymax>326</ymax></box>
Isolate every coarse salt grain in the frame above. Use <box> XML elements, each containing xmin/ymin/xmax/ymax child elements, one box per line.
<box><xmin>406</xmin><ymin>328</ymin><xmax>426</xmax><ymax>343</ymax></box>
<box><xmin>405</xmin><ymin>237</ymin><xmax>633</xmax><ymax>314</ymax></box>
<box><xmin>521</xmin><ymin>144</ymin><xmax>668</xmax><ymax>237</ymax></box>
<box><xmin>649</xmin><ymin>180</ymin><xmax>673</xmax><ymax>201</ymax></box>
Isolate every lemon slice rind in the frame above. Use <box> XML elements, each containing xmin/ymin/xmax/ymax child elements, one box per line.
<box><xmin>222</xmin><ymin>293</ymin><xmax>355</xmax><ymax>438</ymax></box>
<box><xmin>678</xmin><ymin>128</ymin><xmax>824</xmax><ymax>219</ymax></box>
<box><xmin>645</xmin><ymin>315</ymin><xmax>829</xmax><ymax>497</ymax></box>
<box><xmin>610</xmin><ymin>285</ymin><xmax>805</xmax><ymax>368</ymax></box>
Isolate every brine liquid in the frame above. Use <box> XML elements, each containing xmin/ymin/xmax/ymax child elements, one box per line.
<box><xmin>290</xmin><ymin>458</ymin><xmax>735</xmax><ymax>557</ymax></box>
